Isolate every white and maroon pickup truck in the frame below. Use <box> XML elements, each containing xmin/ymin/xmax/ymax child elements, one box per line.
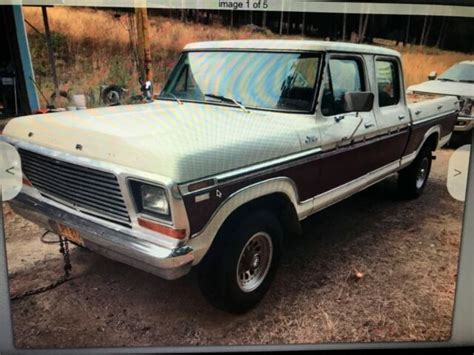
<box><xmin>2</xmin><ymin>40</ymin><xmax>460</xmax><ymax>313</ymax></box>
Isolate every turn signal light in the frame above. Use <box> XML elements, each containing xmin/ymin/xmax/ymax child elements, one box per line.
<box><xmin>137</xmin><ymin>217</ymin><xmax>186</xmax><ymax>240</ymax></box>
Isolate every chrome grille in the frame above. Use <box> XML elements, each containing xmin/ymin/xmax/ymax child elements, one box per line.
<box><xmin>19</xmin><ymin>148</ymin><xmax>131</xmax><ymax>227</ymax></box>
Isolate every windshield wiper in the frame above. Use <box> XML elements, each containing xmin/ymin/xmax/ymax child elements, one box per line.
<box><xmin>460</xmin><ymin>80</ymin><xmax>474</xmax><ymax>83</ymax></box>
<box><xmin>437</xmin><ymin>78</ymin><xmax>456</xmax><ymax>82</ymax></box>
<box><xmin>204</xmin><ymin>93</ymin><xmax>250</xmax><ymax>113</ymax></box>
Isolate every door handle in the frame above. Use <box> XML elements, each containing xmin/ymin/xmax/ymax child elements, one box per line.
<box><xmin>399</xmin><ymin>115</ymin><xmax>406</xmax><ymax>120</ymax></box>
<box><xmin>437</xmin><ymin>105</ymin><xmax>443</xmax><ymax>110</ymax></box>
<box><xmin>364</xmin><ymin>123</ymin><xmax>375</xmax><ymax>129</ymax></box>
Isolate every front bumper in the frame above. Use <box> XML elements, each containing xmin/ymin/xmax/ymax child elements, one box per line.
<box><xmin>454</xmin><ymin>115</ymin><xmax>474</xmax><ymax>132</ymax></box>
<box><xmin>9</xmin><ymin>193</ymin><xmax>194</xmax><ymax>280</ymax></box>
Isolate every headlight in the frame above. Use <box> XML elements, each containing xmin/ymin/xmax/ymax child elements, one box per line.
<box><xmin>129</xmin><ymin>180</ymin><xmax>170</xmax><ymax>220</ymax></box>
<box><xmin>141</xmin><ymin>184</ymin><xmax>169</xmax><ymax>215</ymax></box>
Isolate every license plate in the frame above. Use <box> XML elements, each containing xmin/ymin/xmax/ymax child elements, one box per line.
<box><xmin>50</xmin><ymin>221</ymin><xmax>84</xmax><ymax>246</ymax></box>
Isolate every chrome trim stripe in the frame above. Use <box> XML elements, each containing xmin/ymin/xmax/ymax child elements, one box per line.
<box><xmin>216</xmin><ymin>147</ymin><xmax>323</xmax><ymax>182</ymax></box>
<box><xmin>178</xmin><ymin>147</ymin><xmax>322</xmax><ymax>195</ymax></box>
<box><xmin>412</xmin><ymin>110</ymin><xmax>457</xmax><ymax>126</ymax></box>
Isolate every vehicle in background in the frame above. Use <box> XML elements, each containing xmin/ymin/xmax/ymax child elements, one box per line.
<box><xmin>2</xmin><ymin>40</ymin><xmax>460</xmax><ymax>313</ymax></box>
<box><xmin>407</xmin><ymin>61</ymin><xmax>474</xmax><ymax>144</ymax></box>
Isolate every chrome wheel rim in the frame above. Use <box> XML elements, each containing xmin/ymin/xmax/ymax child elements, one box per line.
<box><xmin>416</xmin><ymin>157</ymin><xmax>429</xmax><ymax>189</ymax></box>
<box><xmin>236</xmin><ymin>232</ymin><xmax>273</xmax><ymax>293</ymax></box>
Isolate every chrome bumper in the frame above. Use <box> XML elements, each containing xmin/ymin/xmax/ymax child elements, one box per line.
<box><xmin>9</xmin><ymin>193</ymin><xmax>194</xmax><ymax>280</ymax></box>
<box><xmin>454</xmin><ymin>115</ymin><xmax>474</xmax><ymax>132</ymax></box>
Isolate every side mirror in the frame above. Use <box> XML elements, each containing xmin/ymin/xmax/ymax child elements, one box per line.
<box><xmin>343</xmin><ymin>91</ymin><xmax>374</xmax><ymax>113</ymax></box>
<box><xmin>428</xmin><ymin>71</ymin><xmax>437</xmax><ymax>80</ymax></box>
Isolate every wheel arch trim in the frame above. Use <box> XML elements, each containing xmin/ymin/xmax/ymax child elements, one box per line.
<box><xmin>187</xmin><ymin>177</ymin><xmax>307</xmax><ymax>264</ymax></box>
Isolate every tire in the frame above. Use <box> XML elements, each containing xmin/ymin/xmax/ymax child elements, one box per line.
<box><xmin>398</xmin><ymin>145</ymin><xmax>433</xmax><ymax>199</ymax></box>
<box><xmin>198</xmin><ymin>210</ymin><xmax>283</xmax><ymax>314</ymax></box>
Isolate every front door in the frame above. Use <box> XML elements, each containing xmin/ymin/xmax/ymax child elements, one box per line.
<box><xmin>316</xmin><ymin>54</ymin><xmax>379</xmax><ymax>192</ymax></box>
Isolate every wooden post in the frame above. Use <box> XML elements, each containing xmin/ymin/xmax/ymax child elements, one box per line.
<box><xmin>135</xmin><ymin>7</ymin><xmax>153</xmax><ymax>83</ymax></box>
<box><xmin>41</xmin><ymin>6</ymin><xmax>60</xmax><ymax>108</ymax></box>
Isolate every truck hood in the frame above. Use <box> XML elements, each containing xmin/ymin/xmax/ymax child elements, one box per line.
<box><xmin>3</xmin><ymin>101</ymin><xmax>303</xmax><ymax>183</ymax></box>
<box><xmin>407</xmin><ymin>80</ymin><xmax>474</xmax><ymax>98</ymax></box>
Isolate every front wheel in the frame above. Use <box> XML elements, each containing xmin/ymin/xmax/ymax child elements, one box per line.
<box><xmin>197</xmin><ymin>210</ymin><xmax>283</xmax><ymax>314</ymax></box>
<box><xmin>398</xmin><ymin>145</ymin><xmax>433</xmax><ymax>199</ymax></box>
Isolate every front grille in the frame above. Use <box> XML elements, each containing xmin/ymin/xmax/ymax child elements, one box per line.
<box><xmin>19</xmin><ymin>148</ymin><xmax>131</xmax><ymax>227</ymax></box>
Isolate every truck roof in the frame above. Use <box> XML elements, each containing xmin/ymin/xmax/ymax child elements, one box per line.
<box><xmin>184</xmin><ymin>39</ymin><xmax>401</xmax><ymax>57</ymax></box>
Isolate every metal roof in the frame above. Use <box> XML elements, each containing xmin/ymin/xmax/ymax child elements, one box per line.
<box><xmin>184</xmin><ymin>39</ymin><xmax>401</xmax><ymax>57</ymax></box>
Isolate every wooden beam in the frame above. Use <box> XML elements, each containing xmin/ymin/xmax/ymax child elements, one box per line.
<box><xmin>135</xmin><ymin>7</ymin><xmax>153</xmax><ymax>83</ymax></box>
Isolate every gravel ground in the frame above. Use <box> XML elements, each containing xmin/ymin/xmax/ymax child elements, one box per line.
<box><xmin>4</xmin><ymin>148</ymin><xmax>463</xmax><ymax>348</ymax></box>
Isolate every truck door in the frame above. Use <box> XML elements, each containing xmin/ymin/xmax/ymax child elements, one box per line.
<box><xmin>316</xmin><ymin>54</ymin><xmax>379</xmax><ymax>192</ymax></box>
<box><xmin>372</xmin><ymin>56</ymin><xmax>410</xmax><ymax>166</ymax></box>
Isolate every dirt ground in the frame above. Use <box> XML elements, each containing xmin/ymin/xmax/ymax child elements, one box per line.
<box><xmin>4</xmin><ymin>148</ymin><xmax>463</xmax><ymax>349</ymax></box>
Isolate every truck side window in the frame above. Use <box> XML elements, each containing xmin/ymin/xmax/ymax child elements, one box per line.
<box><xmin>376</xmin><ymin>60</ymin><xmax>400</xmax><ymax>107</ymax></box>
<box><xmin>321</xmin><ymin>58</ymin><xmax>365</xmax><ymax>116</ymax></box>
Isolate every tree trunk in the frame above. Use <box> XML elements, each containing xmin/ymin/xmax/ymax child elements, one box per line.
<box><xmin>436</xmin><ymin>17</ymin><xmax>446</xmax><ymax>48</ymax></box>
<box><xmin>420</xmin><ymin>15</ymin><xmax>428</xmax><ymax>45</ymax></box>
<box><xmin>424</xmin><ymin>15</ymin><xmax>433</xmax><ymax>46</ymax></box>
<box><xmin>302</xmin><ymin>12</ymin><xmax>306</xmax><ymax>35</ymax></box>
<box><xmin>262</xmin><ymin>11</ymin><xmax>267</xmax><ymax>28</ymax></box>
<box><xmin>342</xmin><ymin>13</ymin><xmax>347</xmax><ymax>41</ymax></box>
<box><xmin>361</xmin><ymin>14</ymin><xmax>369</xmax><ymax>43</ymax></box>
<box><xmin>279</xmin><ymin>11</ymin><xmax>284</xmax><ymax>35</ymax></box>
<box><xmin>41</xmin><ymin>6</ymin><xmax>60</xmax><ymax>107</ymax></box>
<box><xmin>287</xmin><ymin>11</ymin><xmax>291</xmax><ymax>34</ymax></box>
<box><xmin>358</xmin><ymin>14</ymin><xmax>364</xmax><ymax>42</ymax></box>
<box><xmin>404</xmin><ymin>15</ymin><xmax>411</xmax><ymax>46</ymax></box>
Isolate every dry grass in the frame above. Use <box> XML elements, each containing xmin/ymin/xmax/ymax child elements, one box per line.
<box><xmin>23</xmin><ymin>7</ymin><xmax>474</xmax><ymax>107</ymax></box>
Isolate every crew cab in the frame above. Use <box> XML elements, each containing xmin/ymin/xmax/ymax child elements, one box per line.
<box><xmin>2</xmin><ymin>40</ymin><xmax>460</xmax><ymax>313</ymax></box>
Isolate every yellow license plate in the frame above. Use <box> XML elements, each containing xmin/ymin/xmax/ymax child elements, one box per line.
<box><xmin>51</xmin><ymin>221</ymin><xmax>84</xmax><ymax>246</ymax></box>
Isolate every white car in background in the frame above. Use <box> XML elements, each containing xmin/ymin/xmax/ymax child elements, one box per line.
<box><xmin>408</xmin><ymin>61</ymin><xmax>474</xmax><ymax>141</ymax></box>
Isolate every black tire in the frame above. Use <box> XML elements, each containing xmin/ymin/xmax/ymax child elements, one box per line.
<box><xmin>198</xmin><ymin>210</ymin><xmax>283</xmax><ymax>314</ymax></box>
<box><xmin>398</xmin><ymin>145</ymin><xmax>433</xmax><ymax>199</ymax></box>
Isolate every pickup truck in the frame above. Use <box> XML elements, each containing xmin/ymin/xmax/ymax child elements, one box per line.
<box><xmin>407</xmin><ymin>60</ymin><xmax>474</xmax><ymax>142</ymax></box>
<box><xmin>2</xmin><ymin>40</ymin><xmax>459</xmax><ymax>313</ymax></box>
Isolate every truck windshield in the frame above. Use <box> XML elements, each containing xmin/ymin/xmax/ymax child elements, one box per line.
<box><xmin>159</xmin><ymin>51</ymin><xmax>321</xmax><ymax>113</ymax></box>
<box><xmin>438</xmin><ymin>63</ymin><xmax>474</xmax><ymax>83</ymax></box>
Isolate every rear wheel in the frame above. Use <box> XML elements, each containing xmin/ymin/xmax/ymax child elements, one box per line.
<box><xmin>197</xmin><ymin>210</ymin><xmax>283</xmax><ymax>314</ymax></box>
<box><xmin>398</xmin><ymin>145</ymin><xmax>433</xmax><ymax>199</ymax></box>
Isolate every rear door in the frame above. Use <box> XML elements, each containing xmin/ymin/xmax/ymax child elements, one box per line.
<box><xmin>372</xmin><ymin>56</ymin><xmax>411</xmax><ymax>166</ymax></box>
